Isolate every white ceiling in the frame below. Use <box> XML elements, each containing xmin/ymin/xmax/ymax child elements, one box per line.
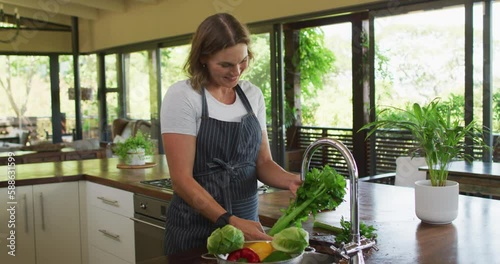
<box><xmin>0</xmin><ymin>0</ymin><xmax>158</xmax><ymax>26</ymax></box>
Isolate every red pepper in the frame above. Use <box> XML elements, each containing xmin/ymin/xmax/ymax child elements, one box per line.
<box><xmin>227</xmin><ymin>248</ymin><xmax>261</xmax><ymax>263</ymax></box>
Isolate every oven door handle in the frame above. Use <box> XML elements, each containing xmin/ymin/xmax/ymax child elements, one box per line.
<box><xmin>130</xmin><ymin>217</ymin><xmax>166</xmax><ymax>230</ymax></box>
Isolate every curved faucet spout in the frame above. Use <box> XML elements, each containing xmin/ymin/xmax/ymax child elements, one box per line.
<box><xmin>301</xmin><ymin>138</ymin><xmax>363</xmax><ymax>263</ymax></box>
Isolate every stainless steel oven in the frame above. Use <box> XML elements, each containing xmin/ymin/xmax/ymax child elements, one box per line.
<box><xmin>132</xmin><ymin>192</ymin><xmax>170</xmax><ymax>264</ymax></box>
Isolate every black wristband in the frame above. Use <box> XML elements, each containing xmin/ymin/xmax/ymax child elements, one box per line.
<box><xmin>215</xmin><ymin>212</ymin><xmax>232</xmax><ymax>228</ymax></box>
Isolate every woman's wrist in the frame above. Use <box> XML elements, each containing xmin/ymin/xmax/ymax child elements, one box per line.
<box><xmin>215</xmin><ymin>212</ymin><xmax>233</xmax><ymax>228</ymax></box>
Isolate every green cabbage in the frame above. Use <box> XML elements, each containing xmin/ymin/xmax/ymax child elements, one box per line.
<box><xmin>207</xmin><ymin>225</ymin><xmax>244</xmax><ymax>254</ymax></box>
<box><xmin>271</xmin><ymin>227</ymin><xmax>309</xmax><ymax>254</ymax></box>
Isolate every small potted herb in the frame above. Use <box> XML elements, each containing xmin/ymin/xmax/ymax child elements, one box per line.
<box><xmin>113</xmin><ymin>131</ymin><xmax>154</xmax><ymax>165</ymax></box>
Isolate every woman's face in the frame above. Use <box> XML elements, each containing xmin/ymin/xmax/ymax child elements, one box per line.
<box><xmin>205</xmin><ymin>43</ymin><xmax>249</xmax><ymax>89</ymax></box>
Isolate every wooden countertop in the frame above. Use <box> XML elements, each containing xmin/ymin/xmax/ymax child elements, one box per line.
<box><xmin>259</xmin><ymin>184</ymin><xmax>500</xmax><ymax>263</ymax></box>
<box><xmin>1</xmin><ymin>156</ymin><xmax>499</xmax><ymax>263</ymax></box>
<box><xmin>0</xmin><ymin>155</ymin><xmax>174</xmax><ymax>200</ymax></box>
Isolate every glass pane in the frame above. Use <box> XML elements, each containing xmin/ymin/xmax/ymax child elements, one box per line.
<box><xmin>105</xmin><ymin>54</ymin><xmax>118</xmax><ymax>88</ymax></box>
<box><xmin>245</xmin><ymin>33</ymin><xmax>271</xmax><ymax>123</ymax></box>
<box><xmin>473</xmin><ymin>3</ymin><xmax>484</xmax><ymax>130</ymax></box>
<box><xmin>79</xmin><ymin>55</ymin><xmax>99</xmax><ymax>139</ymax></box>
<box><xmin>374</xmin><ymin>6</ymin><xmax>465</xmax><ymax>111</ymax></box>
<box><xmin>105</xmin><ymin>54</ymin><xmax>119</xmax><ymax>139</ymax></box>
<box><xmin>0</xmin><ymin>55</ymin><xmax>51</xmax><ymax>145</ymax></box>
<box><xmin>125</xmin><ymin>51</ymin><xmax>151</xmax><ymax>120</ymax></box>
<box><xmin>314</xmin><ymin>23</ymin><xmax>352</xmax><ymax>128</ymax></box>
<box><xmin>160</xmin><ymin>44</ymin><xmax>189</xmax><ymax>98</ymax></box>
<box><xmin>59</xmin><ymin>55</ymin><xmax>76</xmax><ymax>142</ymax></box>
<box><xmin>493</xmin><ymin>1</ymin><xmax>500</xmax><ymax>135</ymax></box>
<box><xmin>106</xmin><ymin>92</ymin><xmax>119</xmax><ymax>136</ymax></box>
<box><xmin>58</xmin><ymin>55</ymin><xmax>98</xmax><ymax>141</ymax></box>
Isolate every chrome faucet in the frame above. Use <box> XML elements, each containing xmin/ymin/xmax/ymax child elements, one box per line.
<box><xmin>301</xmin><ymin>138</ymin><xmax>373</xmax><ymax>264</ymax></box>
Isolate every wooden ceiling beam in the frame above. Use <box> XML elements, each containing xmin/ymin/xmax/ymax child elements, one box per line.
<box><xmin>0</xmin><ymin>3</ymin><xmax>71</xmax><ymax>26</ymax></box>
<box><xmin>66</xmin><ymin>0</ymin><xmax>126</xmax><ymax>13</ymax></box>
<box><xmin>0</xmin><ymin>0</ymin><xmax>98</xmax><ymax>20</ymax></box>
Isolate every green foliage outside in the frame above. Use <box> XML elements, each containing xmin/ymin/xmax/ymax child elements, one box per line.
<box><xmin>295</xmin><ymin>28</ymin><xmax>336</xmax><ymax>125</ymax></box>
<box><xmin>244</xmin><ymin>29</ymin><xmax>336</xmax><ymax>127</ymax></box>
<box><xmin>378</xmin><ymin>93</ymin><xmax>466</xmax><ymax>122</ymax></box>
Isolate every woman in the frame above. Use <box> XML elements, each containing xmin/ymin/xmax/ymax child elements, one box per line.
<box><xmin>160</xmin><ymin>13</ymin><xmax>301</xmax><ymax>255</ymax></box>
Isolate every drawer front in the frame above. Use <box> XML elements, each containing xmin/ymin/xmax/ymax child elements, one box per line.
<box><xmin>89</xmin><ymin>245</ymin><xmax>132</xmax><ymax>264</ymax></box>
<box><xmin>88</xmin><ymin>206</ymin><xmax>135</xmax><ymax>262</ymax></box>
<box><xmin>87</xmin><ymin>181</ymin><xmax>133</xmax><ymax>217</ymax></box>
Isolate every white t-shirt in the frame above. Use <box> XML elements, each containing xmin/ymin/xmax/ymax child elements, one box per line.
<box><xmin>160</xmin><ymin>80</ymin><xmax>267</xmax><ymax>136</ymax></box>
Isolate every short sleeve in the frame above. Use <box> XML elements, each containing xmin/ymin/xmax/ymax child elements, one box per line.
<box><xmin>255</xmin><ymin>87</ymin><xmax>267</xmax><ymax>131</ymax></box>
<box><xmin>160</xmin><ymin>81</ymin><xmax>200</xmax><ymax>136</ymax></box>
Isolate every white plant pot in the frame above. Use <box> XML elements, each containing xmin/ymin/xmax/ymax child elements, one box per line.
<box><xmin>125</xmin><ymin>148</ymin><xmax>146</xmax><ymax>166</ymax></box>
<box><xmin>414</xmin><ymin>180</ymin><xmax>459</xmax><ymax>224</ymax></box>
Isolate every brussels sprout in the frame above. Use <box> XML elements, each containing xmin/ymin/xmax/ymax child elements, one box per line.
<box><xmin>207</xmin><ymin>225</ymin><xmax>244</xmax><ymax>254</ymax></box>
<box><xmin>271</xmin><ymin>227</ymin><xmax>309</xmax><ymax>254</ymax></box>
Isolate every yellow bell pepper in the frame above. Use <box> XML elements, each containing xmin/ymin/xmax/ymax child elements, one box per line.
<box><xmin>245</xmin><ymin>241</ymin><xmax>274</xmax><ymax>261</ymax></box>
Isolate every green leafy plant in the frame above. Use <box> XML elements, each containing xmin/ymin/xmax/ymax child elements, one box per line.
<box><xmin>267</xmin><ymin>165</ymin><xmax>347</xmax><ymax>236</ymax></box>
<box><xmin>360</xmin><ymin>97</ymin><xmax>485</xmax><ymax>186</ymax></box>
<box><xmin>313</xmin><ymin>217</ymin><xmax>377</xmax><ymax>244</ymax></box>
<box><xmin>113</xmin><ymin>131</ymin><xmax>154</xmax><ymax>160</ymax></box>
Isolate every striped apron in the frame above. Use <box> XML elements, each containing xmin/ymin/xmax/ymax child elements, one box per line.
<box><xmin>163</xmin><ymin>85</ymin><xmax>262</xmax><ymax>255</ymax></box>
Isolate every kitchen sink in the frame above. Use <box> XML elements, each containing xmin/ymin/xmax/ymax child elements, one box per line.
<box><xmin>301</xmin><ymin>252</ymin><xmax>341</xmax><ymax>264</ymax></box>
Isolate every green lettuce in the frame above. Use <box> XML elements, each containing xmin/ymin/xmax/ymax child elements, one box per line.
<box><xmin>271</xmin><ymin>227</ymin><xmax>309</xmax><ymax>254</ymax></box>
<box><xmin>207</xmin><ymin>224</ymin><xmax>244</xmax><ymax>254</ymax></box>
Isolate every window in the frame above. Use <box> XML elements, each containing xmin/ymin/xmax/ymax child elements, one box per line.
<box><xmin>160</xmin><ymin>44</ymin><xmax>190</xmax><ymax>98</ymax></box>
<box><xmin>374</xmin><ymin>6</ymin><xmax>466</xmax><ymax>110</ymax></box>
<box><xmin>105</xmin><ymin>54</ymin><xmax>119</xmax><ymax>134</ymax></box>
<box><xmin>493</xmin><ymin>1</ymin><xmax>500</xmax><ymax>134</ymax></box>
<box><xmin>59</xmin><ymin>55</ymin><xmax>76</xmax><ymax>141</ymax></box>
<box><xmin>309</xmin><ymin>23</ymin><xmax>352</xmax><ymax>128</ymax></box>
<box><xmin>244</xmin><ymin>33</ymin><xmax>272</xmax><ymax>123</ymax></box>
<box><xmin>125</xmin><ymin>51</ymin><xmax>150</xmax><ymax>120</ymax></box>
<box><xmin>79</xmin><ymin>55</ymin><xmax>99</xmax><ymax>139</ymax></box>
<box><xmin>0</xmin><ymin>55</ymin><xmax>50</xmax><ymax>144</ymax></box>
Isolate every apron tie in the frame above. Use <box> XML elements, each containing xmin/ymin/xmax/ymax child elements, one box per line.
<box><xmin>207</xmin><ymin>158</ymin><xmax>254</xmax><ymax>176</ymax></box>
<box><xmin>207</xmin><ymin>158</ymin><xmax>255</xmax><ymax>214</ymax></box>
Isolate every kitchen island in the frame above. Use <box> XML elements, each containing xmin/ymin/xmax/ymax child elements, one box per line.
<box><xmin>1</xmin><ymin>156</ymin><xmax>499</xmax><ymax>263</ymax></box>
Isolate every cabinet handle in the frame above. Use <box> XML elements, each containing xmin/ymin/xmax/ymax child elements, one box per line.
<box><xmin>97</xmin><ymin>196</ymin><xmax>119</xmax><ymax>207</ymax></box>
<box><xmin>130</xmin><ymin>217</ymin><xmax>165</xmax><ymax>230</ymax></box>
<box><xmin>23</xmin><ymin>194</ymin><xmax>29</xmax><ymax>233</ymax></box>
<box><xmin>98</xmin><ymin>229</ymin><xmax>121</xmax><ymax>241</ymax></box>
<box><xmin>40</xmin><ymin>193</ymin><xmax>45</xmax><ymax>231</ymax></box>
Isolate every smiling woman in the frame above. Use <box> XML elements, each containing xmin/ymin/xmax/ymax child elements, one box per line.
<box><xmin>204</xmin><ymin>43</ymin><xmax>249</xmax><ymax>104</ymax></box>
<box><xmin>160</xmin><ymin>12</ymin><xmax>302</xmax><ymax>256</ymax></box>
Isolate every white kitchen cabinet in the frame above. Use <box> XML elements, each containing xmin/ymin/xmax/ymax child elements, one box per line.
<box><xmin>33</xmin><ymin>181</ymin><xmax>82</xmax><ymax>264</ymax></box>
<box><xmin>89</xmin><ymin>245</ymin><xmax>131</xmax><ymax>264</ymax></box>
<box><xmin>79</xmin><ymin>180</ymin><xmax>89</xmax><ymax>264</ymax></box>
<box><xmin>0</xmin><ymin>182</ymin><xmax>82</xmax><ymax>264</ymax></box>
<box><xmin>0</xmin><ymin>185</ymin><xmax>36</xmax><ymax>264</ymax></box>
<box><xmin>86</xmin><ymin>181</ymin><xmax>135</xmax><ymax>264</ymax></box>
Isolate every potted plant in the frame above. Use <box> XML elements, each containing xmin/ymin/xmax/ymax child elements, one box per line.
<box><xmin>360</xmin><ymin>98</ymin><xmax>484</xmax><ymax>224</ymax></box>
<box><xmin>113</xmin><ymin>131</ymin><xmax>154</xmax><ymax>166</ymax></box>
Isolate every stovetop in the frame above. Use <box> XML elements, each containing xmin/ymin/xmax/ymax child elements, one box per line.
<box><xmin>140</xmin><ymin>178</ymin><xmax>173</xmax><ymax>191</ymax></box>
<box><xmin>140</xmin><ymin>178</ymin><xmax>273</xmax><ymax>194</ymax></box>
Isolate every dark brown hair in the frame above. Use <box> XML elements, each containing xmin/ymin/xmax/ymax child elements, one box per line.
<box><xmin>185</xmin><ymin>13</ymin><xmax>253</xmax><ymax>91</ymax></box>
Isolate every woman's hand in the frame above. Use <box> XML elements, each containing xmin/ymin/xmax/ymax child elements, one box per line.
<box><xmin>230</xmin><ymin>216</ymin><xmax>273</xmax><ymax>241</ymax></box>
<box><xmin>288</xmin><ymin>173</ymin><xmax>303</xmax><ymax>196</ymax></box>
